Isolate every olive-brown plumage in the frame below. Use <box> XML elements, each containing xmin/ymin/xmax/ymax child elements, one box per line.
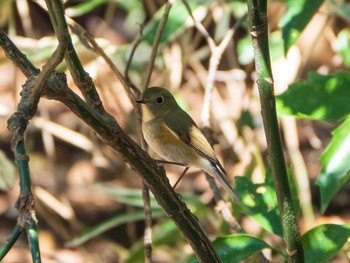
<box><xmin>137</xmin><ymin>87</ymin><xmax>239</xmax><ymax>202</ymax></box>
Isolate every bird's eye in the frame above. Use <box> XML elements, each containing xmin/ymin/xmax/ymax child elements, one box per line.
<box><xmin>156</xmin><ymin>96</ymin><xmax>164</xmax><ymax>104</ymax></box>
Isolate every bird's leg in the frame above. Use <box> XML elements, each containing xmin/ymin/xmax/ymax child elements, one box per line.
<box><xmin>154</xmin><ymin>160</ymin><xmax>189</xmax><ymax>189</ymax></box>
<box><xmin>173</xmin><ymin>167</ymin><xmax>190</xmax><ymax>189</ymax></box>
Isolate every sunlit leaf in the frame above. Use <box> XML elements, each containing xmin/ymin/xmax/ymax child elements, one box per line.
<box><xmin>276</xmin><ymin>71</ymin><xmax>350</xmax><ymax>121</ymax></box>
<box><xmin>235</xmin><ymin>168</ymin><xmax>300</xmax><ymax>237</ymax></box>
<box><xmin>316</xmin><ymin>116</ymin><xmax>350</xmax><ymax>213</ymax></box>
<box><xmin>302</xmin><ymin>224</ymin><xmax>350</xmax><ymax>263</ymax></box>
<box><xmin>279</xmin><ymin>0</ymin><xmax>325</xmax><ymax>53</ymax></box>
<box><xmin>334</xmin><ymin>29</ymin><xmax>350</xmax><ymax>67</ymax></box>
<box><xmin>235</xmin><ymin>173</ymin><xmax>283</xmax><ymax>236</ymax></box>
<box><xmin>186</xmin><ymin>234</ymin><xmax>271</xmax><ymax>263</ymax></box>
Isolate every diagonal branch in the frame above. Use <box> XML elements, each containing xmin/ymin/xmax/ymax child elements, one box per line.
<box><xmin>0</xmin><ymin>26</ymin><xmax>223</xmax><ymax>263</ymax></box>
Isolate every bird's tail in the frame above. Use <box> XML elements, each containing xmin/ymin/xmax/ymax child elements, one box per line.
<box><xmin>212</xmin><ymin>165</ymin><xmax>240</xmax><ymax>203</ymax></box>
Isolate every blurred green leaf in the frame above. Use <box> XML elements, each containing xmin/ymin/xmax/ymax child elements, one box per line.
<box><xmin>279</xmin><ymin>0</ymin><xmax>324</xmax><ymax>53</ymax></box>
<box><xmin>334</xmin><ymin>28</ymin><xmax>350</xmax><ymax>67</ymax></box>
<box><xmin>142</xmin><ymin>1</ymin><xmax>202</xmax><ymax>45</ymax></box>
<box><xmin>236</xmin><ymin>173</ymin><xmax>283</xmax><ymax>237</ymax></box>
<box><xmin>269</xmin><ymin>31</ymin><xmax>284</xmax><ymax>62</ymax></box>
<box><xmin>276</xmin><ymin>71</ymin><xmax>350</xmax><ymax>121</ymax></box>
<box><xmin>65</xmin><ymin>0</ymin><xmax>108</xmax><ymax>17</ymax></box>
<box><xmin>96</xmin><ymin>184</ymin><xmax>206</xmax><ymax>212</ymax></box>
<box><xmin>237</xmin><ymin>35</ymin><xmax>254</xmax><ymax>65</ymax></box>
<box><xmin>302</xmin><ymin>224</ymin><xmax>350</xmax><ymax>263</ymax></box>
<box><xmin>67</xmin><ymin>209</ymin><xmax>165</xmax><ymax>247</ymax></box>
<box><xmin>230</xmin><ymin>1</ymin><xmax>248</xmax><ymax>19</ymax></box>
<box><xmin>316</xmin><ymin>116</ymin><xmax>350</xmax><ymax>213</ymax></box>
<box><xmin>96</xmin><ymin>184</ymin><xmax>162</xmax><ymax>209</ymax></box>
<box><xmin>186</xmin><ymin>234</ymin><xmax>271</xmax><ymax>263</ymax></box>
<box><xmin>126</xmin><ymin>221</ymin><xmax>182</xmax><ymax>263</ymax></box>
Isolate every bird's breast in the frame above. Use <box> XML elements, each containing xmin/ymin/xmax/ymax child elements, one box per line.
<box><xmin>142</xmin><ymin>119</ymin><xmax>199</xmax><ymax>165</ymax></box>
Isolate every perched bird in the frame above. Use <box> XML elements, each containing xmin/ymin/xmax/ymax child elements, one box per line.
<box><xmin>136</xmin><ymin>86</ymin><xmax>239</xmax><ymax>202</ymax></box>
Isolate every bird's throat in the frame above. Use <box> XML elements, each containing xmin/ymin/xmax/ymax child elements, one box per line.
<box><xmin>140</xmin><ymin>104</ymin><xmax>156</xmax><ymax>122</ymax></box>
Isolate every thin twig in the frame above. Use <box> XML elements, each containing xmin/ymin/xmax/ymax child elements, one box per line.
<box><xmin>141</xmin><ymin>0</ymin><xmax>175</xmax><ymax>92</ymax></box>
<box><xmin>181</xmin><ymin>0</ymin><xmax>216</xmax><ymax>50</ymax></box>
<box><xmin>201</xmin><ymin>16</ymin><xmax>246</xmax><ymax>127</ymax></box>
<box><xmin>182</xmin><ymin>0</ymin><xmax>244</xmax><ymax>212</ymax></box>
<box><xmin>140</xmin><ymin>2</ymin><xmax>175</xmax><ymax>260</ymax></box>
<box><xmin>42</xmin><ymin>0</ymin><xmax>107</xmax><ymax>115</ymax></box>
<box><xmin>67</xmin><ymin>20</ymin><xmax>139</xmax><ymax>104</ymax></box>
<box><xmin>125</xmin><ymin>23</ymin><xmax>144</xmax><ymax>93</ymax></box>
<box><xmin>0</xmin><ymin>224</ymin><xmax>22</xmax><ymax>260</ymax></box>
<box><xmin>143</xmin><ymin>183</ymin><xmax>153</xmax><ymax>263</ymax></box>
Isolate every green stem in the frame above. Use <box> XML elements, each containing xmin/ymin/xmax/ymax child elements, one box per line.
<box><xmin>47</xmin><ymin>0</ymin><xmax>106</xmax><ymax>115</ymax></box>
<box><xmin>246</xmin><ymin>0</ymin><xmax>305</xmax><ymax>262</ymax></box>
<box><xmin>26</xmin><ymin>222</ymin><xmax>41</xmax><ymax>263</ymax></box>
<box><xmin>0</xmin><ymin>224</ymin><xmax>22</xmax><ymax>260</ymax></box>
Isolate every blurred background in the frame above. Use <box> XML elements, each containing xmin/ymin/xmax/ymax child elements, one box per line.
<box><xmin>0</xmin><ymin>0</ymin><xmax>349</xmax><ymax>262</ymax></box>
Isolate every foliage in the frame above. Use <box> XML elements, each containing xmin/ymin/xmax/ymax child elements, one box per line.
<box><xmin>277</xmin><ymin>71</ymin><xmax>350</xmax><ymax>213</ymax></box>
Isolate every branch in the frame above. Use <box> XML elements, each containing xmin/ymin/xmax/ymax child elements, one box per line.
<box><xmin>42</xmin><ymin>73</ymin><xmax>222</xmax><ymax>263</ymax></box>
<box><xmin>0</xmin><ymin>224</ymin><xmax>22</xmax><ymax>260</ymax></box>
<box><xmin>246</xmin><ymin>0</ymin><xmax>305</xmax><ymax>261</ymax></box>
<box><xmin>0</xmin><ymin>29</ymin><xmax>39</xmax><ymax>77</ymax></box>
<box><xmin>0</xmin><ymin>30</ymin><xmax>222</xmax><ymax>263</ymax></box>
<box><xmin>46</xmin><ymin>0</ymin><xmax>108</xmax><ymax>116</ymax></box>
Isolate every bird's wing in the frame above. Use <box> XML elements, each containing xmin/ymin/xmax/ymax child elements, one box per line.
<box><xmin>164</xmin><ymin>108</ymin><xmax>225</xmax><ymax>173</ymax></box>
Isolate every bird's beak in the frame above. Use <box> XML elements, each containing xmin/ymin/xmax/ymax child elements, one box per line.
<box><xmin>136</xmin><ymin>98</ymin><xmax>144</xmax><ymax>104</ymax></box>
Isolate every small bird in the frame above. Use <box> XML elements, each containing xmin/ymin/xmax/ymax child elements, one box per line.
<box><xmin>136</xmin><ymin>86</ymin><xmax>239</xmax><ymax>202</ymax></box>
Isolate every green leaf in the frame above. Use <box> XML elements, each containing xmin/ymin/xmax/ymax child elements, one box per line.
<box><xmin>302</xmin><ymin>224</ymin><xmax>350</xmax><ymax>263</ymax></box>
<box><xmin>186</xmin><ymin>234</ymin><xmax>271</xmax><ymax>263</ymax></box>
<box><xmin>279</xmin><ymin>0</ymin><xmax>325</xmax><ymax>52</ymax></box>
<box><xmin>316</xmin><ymin>116</ymin><xmax>350</xmax><ymax>213</ymax></box>
<box><xmin>142</xmin><ymin>1</ymin><xmax>202</xmax><ymax>45</ymax></box>
<box><xmin>95</xmin><ymin>184</ymin><xmax>162</xmax><ymax>209</ymax></box>
<box><xmin>235</xmin><ymin>174</ymin><xmax>283</xmax><ymax>237</ymax></box>
<box><xmin>67</xmin><ymin>209</ymin><xmax>165</xmax><ymax>247</ymax></box>
<box><xmin>95</xmin><ymin>184</ymin><xmax>206</xmax><ymax>212</ymax></box>
<box><xmin>125</xmin><ymin>221</ymin><xmax>181</xmax><ymax>263</ymax></box>
<box><xmin>276</xmin><ymin>71</ymin><xmax>350</xmax><ymax>121</ymax></box>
